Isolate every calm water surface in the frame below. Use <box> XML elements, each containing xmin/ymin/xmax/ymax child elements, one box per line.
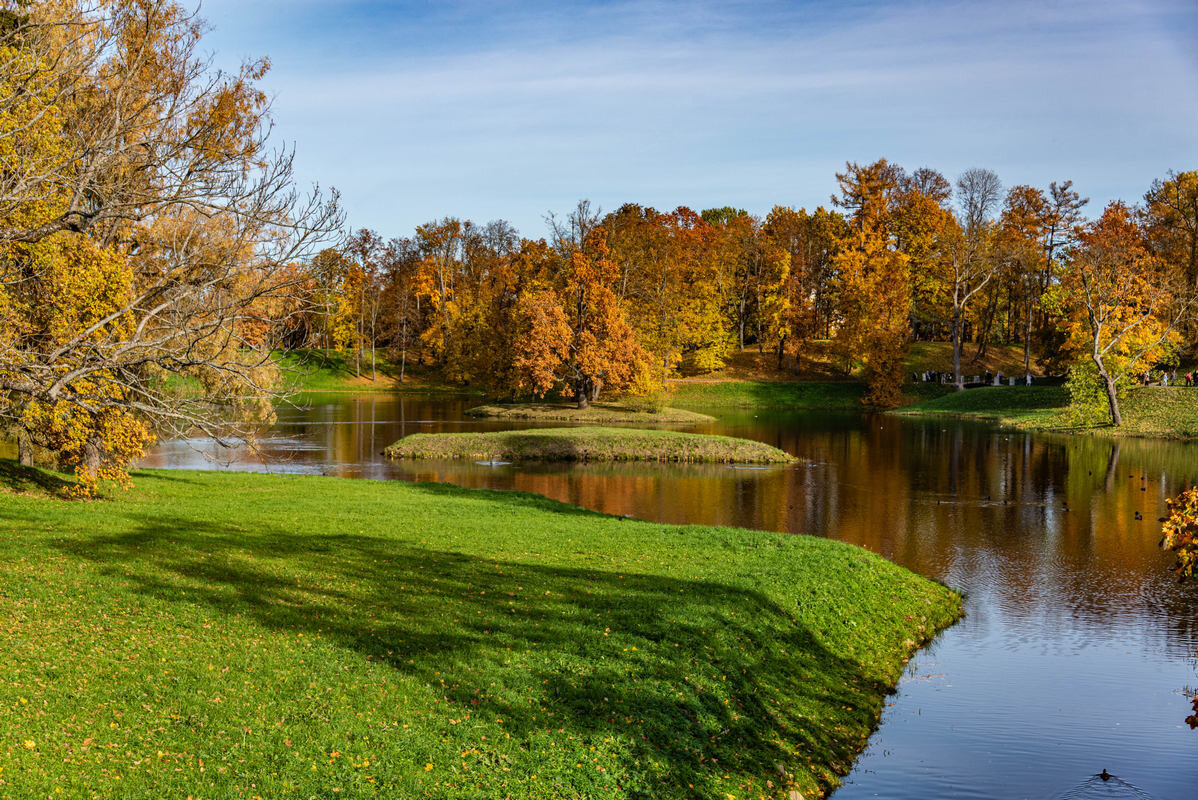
<box><xmin>140</xmin><ymin>393</ymin><xmax>1198</xmax><ymax>799</ymax></box>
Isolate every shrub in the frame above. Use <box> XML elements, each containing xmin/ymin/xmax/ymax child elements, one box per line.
<box><xmin>623</xmin><ymin>388</ymin><xmax>674</xmax><ymax>414</ymax></box>
<box><xmin>1160</xmin><ymin>487</ymin><xmax>1198</xmax><ymax>583</ymax></box>
<box><xmin>1064</xmin><ymin>361</ymin><xmax>1126</xmax><ymax>426</ymax></box>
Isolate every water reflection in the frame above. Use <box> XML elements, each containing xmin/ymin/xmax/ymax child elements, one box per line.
<box><xmin>135</xmin><ymin>393</ymin><xmax>1198</xmax><ymax>798</ymax></box>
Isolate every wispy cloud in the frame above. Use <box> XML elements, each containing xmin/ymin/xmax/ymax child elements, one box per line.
<box><xmin>200</xmin><ymin>0</ymin><xmax>1198</xmax><ymax>236</ymax></box>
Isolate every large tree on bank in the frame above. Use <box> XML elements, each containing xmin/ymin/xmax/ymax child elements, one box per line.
<box><xmin>0</xmin><ymin>0</ymin><xmax>341</xmax><ymax>489</ymax></box>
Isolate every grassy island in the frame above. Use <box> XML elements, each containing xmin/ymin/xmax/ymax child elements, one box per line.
<box><xmin>0</xmin><ymin>463</ymin><xmax>960</xmax><ymax>799</ymax></box>
<box><xmin>465</xmin><ymin>402</ymin><xmax>715</xmax><ymax>424</ymax></box>
<box><xmin>387</xmin><ymin>426</ymin><xmax>797</xmax><ymax>463</ymax></box>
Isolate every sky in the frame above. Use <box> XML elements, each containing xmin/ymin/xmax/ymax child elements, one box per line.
<box><xmin>197</xmin><ymin>0</ymin><xmax>1198</xmax><ymax>239</ymax></box>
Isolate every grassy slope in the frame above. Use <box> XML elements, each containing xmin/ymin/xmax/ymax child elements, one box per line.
<box><xmin>678</xmin><ymin>342</ymin><xmax>1028</xmax><ymax>383</ymax></box>
<box><xmin>898</xmin><ymin>385</ymin><xmax>1198</xmax><ymax>439</ymax></box>
<box><xmin>465</xmin><ymin>403</ymin><xmax>715</xmax><ymax>424</ymax></box>
<box><xmin>387</xmin><ymin>426</ymin><xmax>797</xmax><ymax>464</ymax></box>
<box><xmin>0</xmin><ymin>466</ymin><xmax>959</xmax><ymax>800</ymax></box>
<box><xmin>669</xmin><ymin>381</ymin><xmax>866</xmax><ymax>410</ymax></box>
<box><xmin>897</xmin><ymin>386</ymin><xmax>1070</xmax><ymax>427</ymax></box>
<box><xmin>275</xmin><ymin>349</ymin><xmax>481</xmax><ymax>395</ymax></box>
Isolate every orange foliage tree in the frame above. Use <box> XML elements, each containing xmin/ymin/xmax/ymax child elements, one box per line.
<box><xmin>831</xmin><ymin>160</ymin><xmax>912</xmax><ymax>408</ymax></box>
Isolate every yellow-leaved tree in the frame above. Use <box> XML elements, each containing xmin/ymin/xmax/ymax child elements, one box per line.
<box><xmin>1056</xmin><ymin>202</ymin><xmax>1192</xmax><ymax>425</ymax></box>
<box><xmin>0</xmin><ymin>1</ymin><xmax>340</xmax><ymax>492</ymax></box>
<box><xmin>830</xmin><ymin>160</ymin><xmax>912</xmax><ymax>409</ymax></box>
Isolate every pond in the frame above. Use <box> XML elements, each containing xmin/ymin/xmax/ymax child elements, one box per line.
<box><xmin>138</xmin><ymin>393</ymin><xmax>1198</xmax><ymax>798</ymax></box>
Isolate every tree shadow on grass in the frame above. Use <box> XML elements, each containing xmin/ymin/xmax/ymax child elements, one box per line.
<box><xmin>0</xmin><ymin>458</ymin><xmax>74</xmax><ymax>496</ymax></box>
<box><xmin>400</xmin><ymin>478</ymin><xmax>606</xmax><ymax>517</ymax></box>
<box><xmin>55</xmin><ymin>516</ymin><xmax>890</xmax><ymax>796</ymax></box>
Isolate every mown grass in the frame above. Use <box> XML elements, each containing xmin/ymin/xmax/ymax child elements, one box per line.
<box><xmin>1112</xmin><ymin>387</ymin><xmax>1198</xmax><ymax>439</ymax></box>
<box><xmin>897</xmin><ymin>385</ymin><xmax>1198</xmax><ymax>440</ymax></box>
<box><xmin>668</xmin><ymin>380</ymin><xmax>952</xmax><ymax>411</ymax></box>
<box><xmin>387</xmin><ymin>426</ymin><xmax>797</xmax><ymax>464</ymax></box>
<box><xmin>465</xmin><ymin>403</ymin><xmax>714</xmax><ymax>425</ymax></box>
<box><xmin>897</xmin><ymin>386</ymin><xmax>1070</xmax><ymax>426</ymax></box>
<box><xmin>668</xmin><ymin>381</ymin><xmax>866</xmax><ymax>410</ymax></box>
<box><xmin>274</xmin><ymin>349</ymin><xmax>482</xmax><ymax>395</ymax></box>
<box><xmin>0</xmin><ymin>465</ymin><xmax>961</xmax><ymax>799</ymax></box>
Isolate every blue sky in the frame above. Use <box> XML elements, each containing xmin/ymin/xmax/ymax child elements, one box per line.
<box><xmin>198</xmin><ymin>0</ymin><xmax>1198</xmax><ymax>238</ymax></box>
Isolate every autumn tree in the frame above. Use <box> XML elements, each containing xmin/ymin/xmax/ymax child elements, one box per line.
<box><xmin>831</xmin><ymin>160</ymin><xmax>911</xmax><ymax>408</ymax></box>
<box><xmin>1036</xmin><ymin>181</ymin><xmax>1089</xmax><ymax>334</ymax></box>
<box><xmin>1143</xmin><ymin>170</ymin><xmax>1198</xmax><ymax>347</ymax></box>
<box><xmin>994</xmin><ymin>186</ymin><xmax>1049</xmax><ymax>375</ymax></box>
<box><xmin>0</xmin><ymin>1</ymin><xmax>340</xmax><ymax>490</ymax></box>
<box><xmin>343</xmin><ymin>229</ymin><xmax>387</xmax><ymax>379</ymax></box>
<box><xmin>945</xmin><ymin>168</ymin><xmax>1002</xmax><ymax>386</ymax></box>
<box><xmin>1060</xmin><ymin>203</ymin><xmax>1192</xmax><ymax>425</ymax></box>
<box><xmin>892</xmin><ymin>169</ymin><xmax>953</xmax><ymax>341</ymax></box>
<box><xmin>555</xmin><ymin>229</ymin><xmax>654</xmax><ymax>407</ymax></box>
<box><xmin>603</xmin><ymin>205</ymin><xmax>728</xmax><ymax>377</ymax></box>
<box><xmin>309</xmin><ymin>248</ymin><xmax>352</xmax><ymax>353</ymax></box>
<box><xmin>377</xmin><ymin>236</ymin><xmax>422</xmax><ymax>381</ymax></box>
<box><xmin>1143</xmin><ymin>170</ymin><xmax>1198</xmax><ymax>287</ymax></box>
<box><xmin>763</xmin><ymin>205</ymin><xmax>846</xmax><ymax>367</ymax></box>
<box><xmin>411</xmin><ymin>218</ymin><xmax>464</xmax><ymax>370</ymax></box>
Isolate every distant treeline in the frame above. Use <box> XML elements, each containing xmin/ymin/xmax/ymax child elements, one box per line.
<box><xmin>299</xmin><ymin>163</ymin><xmax>1197</xmax><ymax>411</ymax></box>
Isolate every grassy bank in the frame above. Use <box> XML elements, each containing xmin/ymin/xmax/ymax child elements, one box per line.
<box><xmin>387</xmin><ymin>426</ymin><xmax>797</xmax><ymax>463</ymax></box>
<box><xmin>669</xmin><ymin>380</ymin><xmax>866</xmax><ymax>409</ymax></box>
<box><xmin>897</xmin><ymin>385</ymin><xmax>1198</xmax><ymax>439</ymax></box>
<box><xmin>0</xmin><ymin>465</ymin><xmax>960</xmax><ymax>799</ymax></box>
<box><xmin>275</xmin><ymin>349</ymin><xmax>481</xmax><ymax>395</ymax></box>
<box><xmin>465</xmin><ymin>402</ymin><xmax>715</xmax><ymax>424</ymax></box>
<box><xmin>668</xmin><ymin>380</ymin><xmax>950</xmax><ymax>410</ymax></box>
<box><xmin>897</xmin><ymin>386</ymin><xmax>1070</xmax><ymax>427</ymax></box>
<box><xmin>679</xmin><ymin>342</ymin><xmax>1028</xmax><ymax>383</ymax></box>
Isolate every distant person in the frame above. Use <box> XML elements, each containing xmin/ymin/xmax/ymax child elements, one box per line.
<box><xmin>996</xmin><ymin>371</ymin><xmax>1003</xmax><ymax>386</ymax></box>
<box><xmin>1025</xmin><ymin>372</ymin><xmax>1033</xmax><ymax>386</ymax></box>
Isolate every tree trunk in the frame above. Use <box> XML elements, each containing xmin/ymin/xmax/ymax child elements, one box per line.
<box><xmin>576</xmin><ymin>377</ymin><xmax>589</xmax><ymax>409</ymax></box>
<box><xmin>83</xmin><ymin>434</ymin><xmax>103</xmax><ymax>475</ymax></box>
<box><xmin>1023</xmin><ymin>292</ymin><xmax>1032</xmax><ymax>375</ymax></box>
<box><xmin>1095</xmin><ymin>357</ymin><xmax>1122</xmax><ymax>425</ymax></box>
<box><xmin>17</xmin><ymin>429</ymin><xmax>33</xmax><ymax>467</ymax></box>
<box><xmin>738</xmin><ymin>297</ymin><xmax>746</xmax><ymax>350</ymax></box>
<box><xmin>952</xmin><ymin>310</ymin><xmax>964</xmax><ymax>391</ymax></box>
<box><xmin>400</xmin><ymin>316</ymin><xmax>408</xmax><ymax>383</ymax></box>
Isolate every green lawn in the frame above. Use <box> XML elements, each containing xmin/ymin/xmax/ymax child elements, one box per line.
<box><xmin>898</xmin><ymin>385</ymin><xmax>1198</xmax><ymax>439</ymax></box>
<box><xmin>668</xmin><ymin>381</ymin><xmax>866</xmax><ymax>410</ymax></box>
<box><xmin>897</xmin><ymin>385</ymin><xmax>1070</xmax><ymax>427</ymax></box>
<box><xmin>0</xmin><ymin>465</ymin><xmax>959</xmax><ymax>799</ymax></box>
<box><xmin>387</xmin><ymin>426</ymin><xmax>796</xmax><ymax>464</ymax></box>
<box><xmin>275</xmin><ymin>349</ymin><xmax>482</xmax><ymax>395</ymax></box>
